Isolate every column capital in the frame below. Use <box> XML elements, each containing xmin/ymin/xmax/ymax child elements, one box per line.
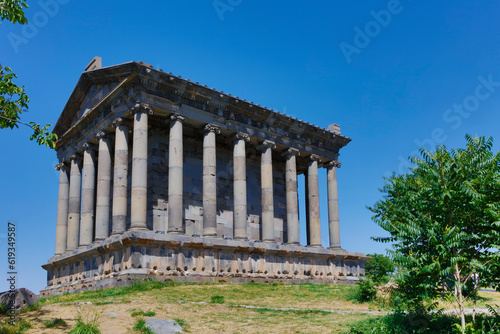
<box><xmin>170</xmin><ymin>113</ymin><xmax>185</xmax><ymax>122</ymax></box>
<box><xmin>203</xmin><ymin>123</ymin><xmax>221</xmax><ymax>134</ymax></box>
<box><xmin>131</xmin><ymin>102</ymin><xmax>153</xmax><ymax>115</ymax></box>
<box><xmin>281</xmin><ymin>147</ymin><xmax>300</xmax><ymax>157</ymax></box>
<box><xmin>113</xmin><ymin>117</ymin><xmax>130</xmax><ymax>128</ymax></box>
<box><xmin>96</xmin><ymin>131</ymin><xmax>112</xmax><ymax>140</ymax></box>
<box><xmin>327</xmin><ymin>160</ymin><xmax>342</xmax><ymax>168</ymax></box>
<box><xmin>68</xmin><ymin>154</ymin><xmax>82</xmax><ymax>162</ymax></box>
<box><xmin>309</xmin><ymin>154</ymin><xmax>321</xmax><ymax>162</ymax></box>
<box><xmin>55</xmin><ymin>162</ymin><xmax>68</xmax><ymax>171</ymax></box>
<box><xmin>81</xmin><ymin>142</ymin><xmax>97</xmax><ymax>152</ymax></box>
<box><xmin>234</xmin><ymin>132</ymin><xmax>250</xmax><ymax>142</ymax></box>
<box><xmin>257</xmin><ymin>140</ymin><xmax>276</xmax><ymax>151</ymax></box>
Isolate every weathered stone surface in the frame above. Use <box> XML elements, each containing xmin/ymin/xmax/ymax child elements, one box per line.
<box><xmin>45</xmin><ymin>60</ymin><xmax>366</xmax><ymax>295</ymax></box>
<box><xmin>0</xmin><ymin>288</ymin><xmax>38</xmax><ymax>312</ymax></box>
<box><xmin>41</xmin><ymin>231</ymin><xmax>367</xmax><ymax>296</ymax></box>
<box><xmin>145</xmin><ymin>318</ymin><xmax>184</xmax><ymax>334</ymax></box>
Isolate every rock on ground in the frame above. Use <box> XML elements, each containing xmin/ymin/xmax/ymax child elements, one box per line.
<box><xmin>145</xmin><ymin>318</ymin><xmax>184</xmax><ymax>334</ymax></box>
<box><xmin>0</xmin><ymin>288</ymin><xmax>38</xmax><ymax>312</ymax></box>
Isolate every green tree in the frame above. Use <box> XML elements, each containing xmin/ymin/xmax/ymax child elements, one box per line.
<box><xmin>369</xmin><ymin>135</ymin><xmax>500</xmax><ymax>333</ymax></box>
<box><xmin>365</xmin><ymin>253</ymin><xmax>395</xmax><ymax>283</ymax></box>
<box><xmin>0</xmin><ymin>0</ymin><xmax>57</xmax><ymax>147</ymax></box>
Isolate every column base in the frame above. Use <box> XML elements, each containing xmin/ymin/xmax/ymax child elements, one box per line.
<box><xmin>167</xmin><ymin>229</ymin><xmax>184</xmax><ymax>234</ymax></box>
<box><xmin>130</xmin><ymin>226</ymin><xmax>148</xmax><ymax>231</ymax></box>
<box><xmin>203</xmin><ymin>227</ymin><xmax>217</xmax><ymax>237</ymax></box>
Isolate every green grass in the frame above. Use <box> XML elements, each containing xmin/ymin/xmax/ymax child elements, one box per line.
<box><xmin>69</xmin><ymin>304</ymin><xmax>101</xmax><ymax>334</ymax></box>
<box><xmin>210</xmin><ymin>295</ymin><xmax>225</xmax><ymax>304</ymax></box>
<box><xmin>38</xmin><ymin>281</ymin><xmax>360</xmax><ymax>312</ymax></box>
<box><xmin>174</xmin><ymin>318</ymin><xmax>190</xmax><ymax>332</ymax></box>
<box><xmin>70</xmin><ymin>321</ymin><xmax>100</xmax><ymax>334</ymax></box>
<box><xmin>0</xmin><ymin>318</ymin><xmax>32</xmax><ymax>334</ymax></box>
<box><xmin>133</xmin><ymin>318</ymin><xmax>154</xmax><ymax>334</ymax></box>
<box><xmin>129</xmin><ymin>309</ymin><xmax>156</xmax><ymax>317</ymax></box>
<box><xmin>43</xmin><ymin>317</ymin><xmax>67</xmax><ymax>328</ymax></box>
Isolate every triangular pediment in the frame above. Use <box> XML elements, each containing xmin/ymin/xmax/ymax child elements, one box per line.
<box><xmin>72</xmin><ymin>82</ymin><xmax>120</xmax><ymax>125</ymax></box>
<box><xmin>53</xmin><ymin>62</ymin><xmax>138</xmax><ymax>137</ymax></box>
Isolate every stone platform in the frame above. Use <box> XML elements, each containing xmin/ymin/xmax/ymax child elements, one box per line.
<box><xmin>41</xmin><ymin>231</ymin><xmax>367</xmax><ymax>296</ymax></box>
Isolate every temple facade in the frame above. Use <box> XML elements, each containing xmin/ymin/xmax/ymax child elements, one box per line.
<box><xmin>41</xmin><ymin>58</ymin><xmax>367</xmax><ymax>296</ymax></box>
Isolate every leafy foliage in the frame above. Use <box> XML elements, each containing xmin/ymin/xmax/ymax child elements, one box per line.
<box><xmin>0</xmin><ymin>0</ymin><xmax>28</xmax><ymax>24</ymax></box>
<box><xmin>369</xmin><ymin>135</ymin><xmax>500</xmax><ymax>332</ymax></box>
<box><xmin>365</xmin><ymin>253</ymin><xmax>395</xmax><ymax>283</ymax></box>
<box><xmin>0</xmin><ymin>1</ymin><xmax>57</xmax><ymax>148</ymax></box>
<box><xmin>346</xmin><ymin>277</ymin><xmax>378</xmax><ymax>303</ymax></box>
<box><xmin>344</xmin><ymin>311</ymin><xmax>500</xmax><ymax>334</ymax></box>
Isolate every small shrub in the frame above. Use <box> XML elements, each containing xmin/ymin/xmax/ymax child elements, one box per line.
<box><xmin>70</xmin><ymin>321</ymin><xmax>101</xmax><ymax>334</ymax></box>
<box><xmin>133</xmin><ymin>318</ymin><xmax>154</xmax><ymax>334</ymax></box>
<box><xmin>19</xmin><ymin>301</ymin><xmax>41</xmax><ymax>314</ymax></box>
<box><xmin>43</xmin><ymin>318</ymin><xmax>67</xmax><ymax>328</ymax></box>
<box><xmin>210</xmin><ymin>295</ymin><xmax>225</xmax><ymax>304</ymax></box>
<box><xmin>143</xmin><ymin>311</ymin><xmax>156</xmax><ymax>317</ymax></box>
<box><xmin>0</xmin><ymin>303</ymin><xmax>8</xmax><ymax>315</ymax></box>
<box><xmin>346</xmin><ymin>278</ymin><xmax>377</xmax><ymax>303</ymax></box>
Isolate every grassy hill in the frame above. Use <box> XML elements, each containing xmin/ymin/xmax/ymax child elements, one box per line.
<box><xmin>1</xmin><ymin>281</ymin><xmax>499</xmax><ymax>333</ymax></box>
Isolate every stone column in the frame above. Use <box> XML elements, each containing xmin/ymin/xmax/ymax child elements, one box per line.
<box><xmin>95</xmin><ymin>131</ymin><xmax>113</xmax><ymax>239</ymax></box>
<box><xmin>66</xmin><ymin>154</ymin><xmax>82</xmax><ymax>251</ymax></box>
<box><xmin>308</xmin><ymin>154</ymin><xmax>322</xmax><ymax>247</ymax></box>
<box><xmin>112</xmin><ymin>118</ymin><xmax>129</xmax><ymax>235</ymax></box>
<box><xmin>233</xmin><ymin>132</ymin><xmax>250</xmax><ymax>240</ymax></box>
<box><xmin>130</xmin><ymin>103</ymin><xmax>152</xmax><ymax>230</ymax></box>
<box><xmin>259</xmin><ymin>140</ymin><xmax>276</xmax><ymax>242</ymax></box>
<box><xmin>80</xmin><ymin>143</ymin><xmax>96</xmax><ymax>247</ymax></box>
<box><xmin>168</xmin><ymin>114</ymin><xmax>185</xmax><ymax>233</ymax></box>
<box><xmin>55</xmin><ymin>162</ymin><xmax>70</xmax><ymax>255</ymax></box>
<box><xmin>202</xmin><ymin>124</ymin><xmax>220</xmax><ymax>236</ymax></box>
<box><xmin>282</xmin><ymin>148</ymin><xmax>300</xmax><ymax>245</ymax></box>
<box><xmin>327</xmin><ymin>160</ymin><xmax>342</xmax><ymax>249</ymax></box>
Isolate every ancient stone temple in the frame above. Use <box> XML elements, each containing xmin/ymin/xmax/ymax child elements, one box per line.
<box><xmin>41</xmin><ymin>57</ymin><xmax>367</xmax><ymax>296</ymax></box>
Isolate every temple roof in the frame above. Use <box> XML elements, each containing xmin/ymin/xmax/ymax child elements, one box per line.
<box><xmin>54</xmin><ymin>60</ymin><xmax>351</xmax><ymax>162</ymax></box>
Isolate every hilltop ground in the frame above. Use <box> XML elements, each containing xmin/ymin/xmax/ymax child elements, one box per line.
<box><xmin>2</xmin><ymin>282</ymin><xmax>500</xmax><ymax>333</ymax></box>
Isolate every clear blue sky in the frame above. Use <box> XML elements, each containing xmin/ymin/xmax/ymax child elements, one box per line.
<box><xmin>1</xmin><ymin>0</ymin><xmax>500</xmax><ymax>294</ymax></box>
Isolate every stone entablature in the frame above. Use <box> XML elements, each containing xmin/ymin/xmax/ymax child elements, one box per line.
<box><xmin>42</xmin><ymin>60</ymin><xmax>365</xmax><ymax>295</ymax></box>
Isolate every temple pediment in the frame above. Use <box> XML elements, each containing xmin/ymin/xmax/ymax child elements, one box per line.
<box><xmin>53</xmin><ymin>61</ymin><xmax>351</xmax><ymax>158</ymax></box>
<box><xmin>53</xmin><ymin>62</ymin><xmax>137</xmax><ymax>138</ymax></box>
